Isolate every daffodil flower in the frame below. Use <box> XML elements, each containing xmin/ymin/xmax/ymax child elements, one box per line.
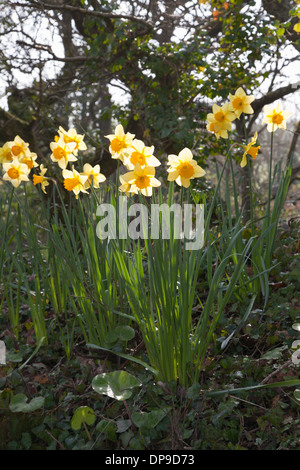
<box><xmin>0</xmin><ymin>142</ymin><xmax>13</xmax><ymax>164</ymax></box>
<box><xmin>62</xmin><ymin>168</ymin><xmax>89</xmax><ymax>198</ymax></box>
<box><xmin>121</xmin><ymin>163</ymin><xmax>161</xmax><ymax>197</ymax></box>
<box><xmin>119</xmin><ymin>174</ymin><xmax>132</xmax><ymax>195</ymax></box>
<box><xmin>240</xmin><ymin>132</ymin><xmax>260</xmax><ymax>168</ymax></box>
<box><xmin>20</xmin><ymin>152</ymin><xmax>39</xmax><ymax>171</ymax></box>
<box><xmin>50</xmin><ymin>137</ymin><xmax>78</xmax><ymax>169</ymax></box>
<box><xmin>123</xmin><ymin>139</ymin><xmax>160</xmax><ymax>170</ymax></box>
<box><xmin>229</xmin><ymin>87</ymin><xmax>254</xmax><ymax>118</ymax></box>
<box><xmin>262</xmin><ymin>101</ymin><xmax>292</xmax><ymax>133</ymax></box>
<box><xmin>167</xmin><ymin>148</ymin><xmax>206</xmax><ymax>188</ymax></box>
<box><xmin>58</xmin><ymin>126</ymin><xmax>87</xmax><ymax>155</ymax></box>
<box><xmin>81</xmin><ymin>163</ymin><xmax>106</xmax><ymax>189</ymax></box>
<box><xmin>206</xmin><ymin>102</ymin><xmax>236</xmax><ymax>139</ymax></box>
<box><xmin>7</xmin><ymin>135</ymin><xmax>31</xmax><ymax>160</ymax></box>
<box><xmin>2</xmin><ymin>157</ymin><xmax>30</xmax><ymax>188</ymax></box>
<box><xmin>105</xmin><ymin>124</ymin><xmax>135</xmax><ymax>162</ymax></box>
<box><xmin>33</xmin><ymin>164</ymin><xmax>50</xmax><ymax>194</ymax></box>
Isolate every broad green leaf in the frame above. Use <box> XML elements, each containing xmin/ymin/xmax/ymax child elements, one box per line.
<box><xmin>261</xmin><ymin>345</ymin><xmax>287</xmax><ymax>360</ymax></box>
<box><xmin>132</xmin><ymin>409</ymin><xmax>166</xmax><ymax>429</ymax></box>
<box><xmin>96</xmin><ymin>419</ymin><xmax>117</xmax><ymax>442</ymax></box>
<box><xmin>9</xmin><ymin>393</ymin><xmax>44</xmax><ymax>413</ymax></box>
<box><xmin>92</xmin><ymin>370</ymin><xmax>140</xmax><ymax>401</ymax></box>
<box><xmin>71</xmin><ymin>406</ymin><xmax>96</xmax><ymax>431</ymax></box>
<box><xmin>106</xmin><ymin>325</ymin><xmax>135</xmax><ymax>344</ymax></box>
<box><xmin>116</xmin><ymin>419</ymin><xmax>132</xmax><ymax>433</ymax></box>
<box><xmin>294</xmin><ymin>389</ymin><xmax>300</xmax><ymax>402</ymax></box>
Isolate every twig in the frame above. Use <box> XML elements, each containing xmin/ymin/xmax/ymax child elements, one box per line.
<box><xmin>45</xmin><ymin>430</ymin><xmax>66</xmax><ymax>450</ymax></box>
<box><xmin>259</xmin><ymin>359</ymin><xmax>293</xmax><ymax>385</ymax></box>
<box><xmin>123</xmin><ymin>400</ymin><xmax>136</xmax><ymax>431</ymax></box>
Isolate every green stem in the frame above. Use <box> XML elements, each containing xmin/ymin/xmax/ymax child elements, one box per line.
<box><xmin>242</xmin><ymin>115</ymin><xmax>254</xmax><ymax>234</ymax></box>
<box><xmin>83</xmin><ymin>421</ymin><xmax>92</xmax><ymax>441</ymax></box>
<box><xmin>229</xmin><ymin>152</ymin><xmax>240</xmax><ymax>221</ymax></box>
<box><xmin>267</xmin><ymin>131</ymin><xmax>274</xmax><ymax>226</ymax></box>
<box><xmin>247</xmin><ymin>158</ymin><xmax>254</xmax><ymax>236</ymax></box>
<box><xmin>204</xmin><ymin>138</ymin><xmax>232</xmax><ymax>241</ymax></box>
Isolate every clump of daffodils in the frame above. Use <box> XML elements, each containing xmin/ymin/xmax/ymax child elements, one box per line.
<box><xmin>206</xmin><ymin>87</ymin><xmax>254</xmax><ymax>141</ymax></box>
<box><xmin>49</xmin><ymin>128</ymin><xmax>106</xmax><ymax>199</ymax></box>
<box><xmin>105</xmin><ymin>124</ymin><xmax>162</xmax><ymax>197</ymax></box>
<box><xmin>0</xmin><ymin>127</ymin><xmax>107</xmax><ymax>199</ymax></box>
<box><xmin>105</xmin><ymin>124</ymin><xmax>206</xmax><ymax>195</ymax></box>
<box><xmin>0</xmin><ymin>135</ymin><xmax>39</xmax><ymax>188</ymax></box>
<box><xmin>206</xmin><ymin>87</ymin><xmax>292</xmax><ymax>168</ymax></box>
<box><xmin>1</xmin><ymin>93</ymin><xmax>292</xmax><ymax>200</ymax></box>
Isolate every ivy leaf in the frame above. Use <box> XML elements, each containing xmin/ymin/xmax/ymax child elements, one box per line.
<box><xmin>92</xmin><ymin>371</ymin><xmax>140</xmax><ymax>401</ymax></box>
<box><xmin>131</xmin><ymin>409</ymin><xmax>167</xmax><ymax>429</ymax></box>
<box><xmin>294</xmin><ymin>389</ymin><xmax>300</xmax><ymax>402</ymax></box>
<box><xmin>71</xmin><ymin>406</ymin><xmax>96</xmax><ymax>431</ymax></box>
<box><xmin>9</xmin><ymin>393</ymin><xmax>44</xmax><ymax>413</ymax></box>
<box><xmin>105</xmin><ymin>325</ymin><xmax>135</xmax><ymax>345</ymax></box>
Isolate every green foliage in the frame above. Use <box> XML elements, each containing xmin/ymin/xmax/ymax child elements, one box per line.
<box><xmin>92</xmin><ymin>371</ymin><xmax>141</xmax><ymax>401</ymax></box>
<box><xmin>71</xmin><ymin>406</ymin><xmax>96</xmax><ymax>431</ymax></box>
<box><xmin>9</xmin><ymin>394</ymin><xmax>45</xmax><ymax>413</ymax></box>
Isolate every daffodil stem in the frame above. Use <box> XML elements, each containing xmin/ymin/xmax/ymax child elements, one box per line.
<box><xmin>242</xmin><ymin>116</ymin><xmax>254</xmax><ymax>235</ymax></box>
<box><xmin>247</xmin><ymin>159</ymin><xmax>254</xmax><ymax>236</ymax></box>
<box><xmin>229</xmin><ymin>152</ymin><xmax>240</xmax><ymax>221</ymax></box>
<box><xmin>204</xmin><ymin>140</ymin><xmax>231</xmax><ymax>240</ymax></box>
<box><xmin>267</xmin><ymin>132</ymin><xmax>274</xmax><ymax>225</ymax></box>
<box><xmin>116</xmin><ymin>160</ymin><xmax>120</xmax><ymax>195</ymax></box>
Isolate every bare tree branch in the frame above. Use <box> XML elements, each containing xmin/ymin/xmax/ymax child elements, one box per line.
<box><xmin>11</xmin><ymin>0</ymin><xmax>154</xmax><ymax>30</ymax></box>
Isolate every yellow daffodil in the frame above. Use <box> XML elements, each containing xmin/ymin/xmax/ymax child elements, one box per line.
<box><xmin>119</xmin><ymin>174</ymin><xmax>132</xmax><ymax>195</ymax></box>
<box><xmin>262</xmin><ymin>101</ymin><xmax>292</xmax><ymax>132</ymax></box>
<box><xmin>57</xmin><ymin>126</ymin><xmax>87</xmax><ymax>155</ymax></box>
<box><xmin>105</xmin><ymin>124</ymin><xmax>135</xmax><ymax>162</ymax></box>
<box><xmin>62</xmin><ymin>168</ymin><xmax>89</xmax><ymax>199</ymax></box>
<box><xmin>167</xmin><ymin>147</ymin><xmax>206</xmax><ymax>188</ymax></box>
<box><xmin>8</xmin><ymin>135</ymin><xmax>31</xmax><ymax>160</ymax></box>
<box><xmin>0</xmin><ymin>142</ymin><xmax>13</xmax><ymax>164</ymax></box>
<box><xmin>123</xmin><ymin>139</ymin><xmax>160</xmax><ymax>170</ymax></box>
<box><xmin>81</xmin><ymin>163</ymin><xmax>106</xmax><ymax>189</ymax></box>
<box><xmin>206</xmin><ymin>102</ymin><xmax>236</xmax><ymax>139</ymax></box>
<box><xmin>2</xmin><ymin>157</ymin><xmax>30</xmax><ymax>188</ymax></box>
<box><xmin>229</xmin><ymin>87</ymin><xmax>254</xmax><ymax>118</ymax></box>
<box><xmin>240</xmin><ymin>132</ymin><xmax>260</xmax><ymax>168</ymax></box>
<box><xmin>20</xmin><ymin>152</ymin><xmax>39</xmax><ymax>171</ymax></box>
<box><xmin>33</xmin><ymin>164</ymin><xmax>50</xmax><ymax>194</ymax></box>
<box><xmin>50</xmin><ymin>137</ymin><xmax>78</xmax><ymax>169</ymax></box>
<box><xmin>120</xmin><ymin>163</ymin><xmax>161</xmax><ymax>197</ymax></box>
